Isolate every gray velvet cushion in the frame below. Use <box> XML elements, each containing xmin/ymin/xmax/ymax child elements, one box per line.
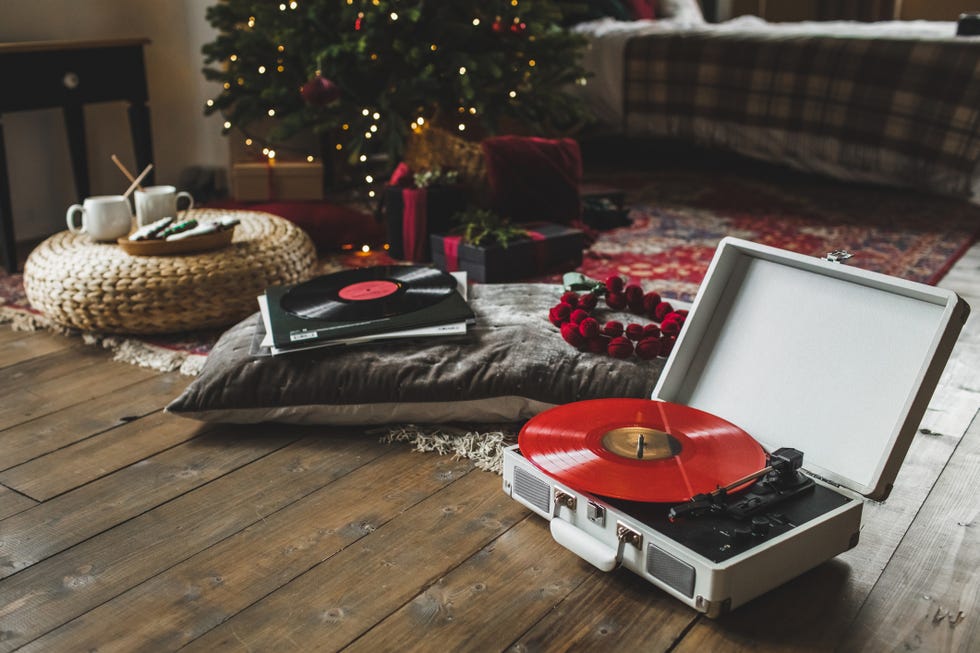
<box><xmin>166</xmin><ymin>283</ymin><xmax>665</xmax><ymax>425</ymax></box>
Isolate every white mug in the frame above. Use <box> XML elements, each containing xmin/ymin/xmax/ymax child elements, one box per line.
<box><xmin>65</xmin><ymin>195</ymin><xmax>133</xmax><ymax>241</ymax></box>
<box><xmin>134</xmin><ymin>185</ymin><xmax>195</xmax><ymax>226</ymax></box>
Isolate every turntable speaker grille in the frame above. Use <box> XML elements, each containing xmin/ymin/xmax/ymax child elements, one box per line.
<box><xmin>513</xmin><ymin>467</ymin><xmax>551</xmax><ymax>514</ymax></box>
<box><xmin>646</xmin><ymin>544</ymin><xmax>696</xmax><ymax>598</ymax></box>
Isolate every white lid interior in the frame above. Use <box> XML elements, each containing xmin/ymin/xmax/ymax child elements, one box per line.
<box><xmin>653</xmin><ymin>238</ymin><xmax>961</xmax><ymax>499</ymax></box>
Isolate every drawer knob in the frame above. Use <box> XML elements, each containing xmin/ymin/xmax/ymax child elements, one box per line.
<box><xmin>63</xmin><ymin>72</ymin><xmax>80</xmax><ymax>89</ymax></box>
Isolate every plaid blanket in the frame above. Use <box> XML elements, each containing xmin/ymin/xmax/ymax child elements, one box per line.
<box><xmin>623</xmin><ymin>30</ymin><xmax>980</xmax><ymax>196</ymax></box>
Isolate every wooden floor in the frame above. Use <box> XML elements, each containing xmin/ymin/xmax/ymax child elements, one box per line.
<box><xmin>1</xmin><ymin>246</ymin><xmax>978</xmax><ymax>652</ymax></box>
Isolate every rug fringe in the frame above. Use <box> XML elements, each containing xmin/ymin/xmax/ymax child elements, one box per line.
<box><xmin>380</xmin><ymin>425</ymin><xmax>518</xmax><ymax>474</ymax></box>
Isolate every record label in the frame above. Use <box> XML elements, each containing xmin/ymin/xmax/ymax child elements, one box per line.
<box><xmin>338</xmin><ymin>280</ymin><xmax>400</xmax><ymax>301</ymax></box>
<box><xmin>518</xmin><ymin>399</ymin><xmax>767</xmax><ymax>503</ymax></box>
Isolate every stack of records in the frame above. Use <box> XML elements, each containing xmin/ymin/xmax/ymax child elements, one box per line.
<box><xmin>257</xmin><ymin>265</ymin><xmax>475</xmax><ymax>355</ymax></box>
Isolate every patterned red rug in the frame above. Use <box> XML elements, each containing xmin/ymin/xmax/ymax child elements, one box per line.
<box><xmin>2</xmin><ymin>165</ymin><xmax>977</xmax><ymax>373</ymax></box>
<box><xmin>573</xmin><ymin>167</ymin><xmax>980</xmax><ymax>302</ymax></box>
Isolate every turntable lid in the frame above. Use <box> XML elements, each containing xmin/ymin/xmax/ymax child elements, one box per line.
<box><xmin>653</xmin><ymin>237</ymin><xmax>968</xmax><ymax>501</ymax></box>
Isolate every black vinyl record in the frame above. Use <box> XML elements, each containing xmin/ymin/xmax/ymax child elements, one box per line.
<box><xmin>280</xmin><ymin>265</ymin><xmax>457</xmax><ymax>322</ymax></box>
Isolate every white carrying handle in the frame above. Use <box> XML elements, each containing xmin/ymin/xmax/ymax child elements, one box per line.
<box><xmin>549</xmin><ymin>518</ymin><xmax>618</xmax><ymax>572</ymax></box>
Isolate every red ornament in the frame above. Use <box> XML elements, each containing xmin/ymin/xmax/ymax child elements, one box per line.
<box><xmin>300</xmin><ymin>75</ymin><xmax>341</xmax><ymax>107</ymax></box>
<box><xmin>492</xmin><ymin>17</ymin><xmax>505</xmax><ymax>32</ymax></box>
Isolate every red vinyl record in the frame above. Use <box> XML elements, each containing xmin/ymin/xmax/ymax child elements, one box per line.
<box><xmin>518</xmin><ymin>399</ymin><xmax>767</xmax><ymax>503</ymax></box>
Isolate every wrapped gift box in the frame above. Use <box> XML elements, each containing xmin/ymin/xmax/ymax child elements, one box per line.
<box><xmin>231</xmin><ymin>161</ymin><xmax>323</xmax><ymax>202</ymax></box>
<box><xmin>384</xmin><ymin>184</ymin><xmax>467</xmax><ymax>261</ymax></box>
<box><xmin>430</xmin><ymin>222</ymin><xmax>585</xmax><ymax>283</ymax></box>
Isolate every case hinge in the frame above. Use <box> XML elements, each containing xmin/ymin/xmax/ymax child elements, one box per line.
<box><xmin>823</xmin><ymin>250</ymin><xmax>853</xmax><ymax>264</ymax></box>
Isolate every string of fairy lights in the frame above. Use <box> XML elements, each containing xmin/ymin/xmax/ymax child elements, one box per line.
<box><xmin>204</xmin><ymin>0</ymin><xmax>572</xmax><ymax>200</ymax></box>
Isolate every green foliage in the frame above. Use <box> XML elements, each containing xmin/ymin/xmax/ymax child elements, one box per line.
<box><xmin>202</xmin><ymin>0</ymin><xmax>591</xmax><ymax>170</ymax></box>
<box><xmin>453</xmin><ymin>208</ymin><xmax>529</xmax><ymax>248</ymax></box>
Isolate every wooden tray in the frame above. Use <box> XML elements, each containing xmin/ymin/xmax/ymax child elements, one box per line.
<box><xmin>117</xmin><ymin>227</ymin><xmax>235</xmax><ymax>256</ymax></box>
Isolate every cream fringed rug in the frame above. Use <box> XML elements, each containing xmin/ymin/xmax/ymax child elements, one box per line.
<box><xmin>379</xmin><ymin>425</ymin><xmax>518</xmax><ymax>474</ymax></box>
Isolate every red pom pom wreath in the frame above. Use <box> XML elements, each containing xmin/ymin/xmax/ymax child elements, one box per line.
<box><xmin>549</xmin><ymin>278</ymin><xmax>684</xmax><ymax>360</ymax></box>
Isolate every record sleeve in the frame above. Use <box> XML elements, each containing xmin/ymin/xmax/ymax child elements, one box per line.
<box><xmin>263</xmin><ymin>266</ymin><xmax>475</xmax><ymax>350</ymax></box>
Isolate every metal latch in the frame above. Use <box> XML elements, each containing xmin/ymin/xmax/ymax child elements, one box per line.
<box><xmin>614</xmin><ymin>521</ymin><xmax>642</xmax><ymax>564</ymax></box>
<box><xmin>553</xmin><ymin>489</ymin><xmax>576</xmax><ymax>517</ymax></box>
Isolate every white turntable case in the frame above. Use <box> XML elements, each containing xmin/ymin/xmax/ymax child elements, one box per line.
<box><xmin>502</xmin><ymin>237</ymin><xmax>969</xmax><ymax>616</ymax></box>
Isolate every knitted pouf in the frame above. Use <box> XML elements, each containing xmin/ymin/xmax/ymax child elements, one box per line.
<box><xmin>24</xmin><ymin>209</ymin><xmax>317</xmax><ymax>334</ymax></box>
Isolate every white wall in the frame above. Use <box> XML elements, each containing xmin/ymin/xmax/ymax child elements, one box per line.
<box><xmin>0</xmin><ymin>0</ymin><xmax>227</xmax><ymax>240</ymax></box>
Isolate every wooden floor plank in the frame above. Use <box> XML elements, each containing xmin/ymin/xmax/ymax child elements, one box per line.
<box><xmin>840</xmin><ymin>413</ymin><xmax>980</xmax><ymax>653</ymax></box>
<box><xmin>0</xmin><ymin>349</ymin><xmax>159</xmax><ymax>431</ymax></box>
<box><xmin>0</xmin><ymin>423</ymin><xmax>290</xmax><ymax>580</ymax></box>
<box><xmin>0</xmin><ymin>433</ymin><xmax>386</xmax><ymax>652</ymax></box>
<box><xmin>182</xmin><ymin>467</ymin><xmax>527</xmax><ymax>652</ymax></box>
<box><xmin>0</xmin><ymin>409</ymin><xmax>207</xmax><ymax>501</ymax></box>
<box><xmin>0</xmin><ymin>370</ymin><xmax>188</xmax><ymax>471</ymax></box>
<box><xmin>0</xmin><ymin>485</ymin><xmax>35</xmax><ymax>520</ymax></box>
<box><xmin>510</xmin><ymin>568</ymin><xmax>698</xmax><ymax>652</ymax></box>
<box><xmin>343</xmin><ymin>517</ymin><xmax>596</xmax><ymax>653</ymax></box>
<box><xmin>0</xmin><ymin>328</ymin><xmax>72</xmax><ymax>368</ymax></box>
<box><xmin>16</xmin><ymin>446</ymin><xmax>475</xmax><ymax>653</ymax></box>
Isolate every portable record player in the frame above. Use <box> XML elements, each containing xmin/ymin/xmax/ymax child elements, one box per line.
<box><xmin>502</xmin><ymin>237</ymin><xmax>969</xmax><ymax>617</ymax></box>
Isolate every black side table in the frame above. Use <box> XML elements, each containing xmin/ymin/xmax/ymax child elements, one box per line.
<box><xmin>0</xmin><ymin>38</ymin><xmax>155</xmax><ymax>272</ymax></box>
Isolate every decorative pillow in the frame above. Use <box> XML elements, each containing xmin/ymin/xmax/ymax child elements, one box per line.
<box><xmin>481</xmin><ymin>136</ymin><xmax>583</xmax><ymax>225</ymax></box>
<box><xmin>167</xmin><ymin>283</ymin><xmax>665</xmax><ymax>426</ymax></box>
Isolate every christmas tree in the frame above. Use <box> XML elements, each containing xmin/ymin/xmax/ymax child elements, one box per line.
<box><xmin>202</xmin><ymin>0</ymin><xmax>591</xmax><ymax>188</ymax></box>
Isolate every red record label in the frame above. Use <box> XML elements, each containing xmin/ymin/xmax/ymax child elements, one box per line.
<box><xmin>337</xmin><ymin>280</ymin><xmax>400</xmax><ymax>301</ymax></box>
<box><xmin>518</xmin><ymin>399</ymin><xmax>767</xmax><ymax>503</ymax></box>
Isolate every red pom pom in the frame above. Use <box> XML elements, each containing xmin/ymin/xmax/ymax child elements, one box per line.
<box><xmin>570</xmin><ymin>308</ymin><xmax>590</xmax><ymax>325</ymax></box>
<box><xmin>300</xmin><ymin>75</ymin><xmax>341</xmax><ymax>106</ymax></box>
<box><xmin>624</xmin><ymin>284</ymin><xmax>644</xmax><ymax>311</ymax></box>
<box><xmin>578</xmin><ymin>292</ymin><xmax>598</xmax><ymax>310</ymax></box>
<box><xmin>602</xmin><ymin>320</ymin><xmax>624</xmax><ymax>338</ymax></box>
<box><xmin>642</xmin><ymin>292</ymin><xmax>662</xmax><ymax>317</ymax></box>
<box><xmin>625</xmin><ymin>323</ymin><xmax>645</xmax><ymax>341</ymax></box>
<box><xmin>548</xmin><ymin>307</ymin><xmax>564</xmax><ymax>327</ymax></box>
<box><xmin>642</xmin><ymin>323</ymin><xmax>661</xmax><ymax>339</ymax></box>
<box><xmin>605</xmin><ymin>275</ymin><xmax>625</xmax><ymax>294</ymax></box>
<box><xmin>635</xmin><ymin>337</ymin><xmax>661</xmax><ymax>360</ymax></box>
<box><xmin>654</xmin><ymin>301</ymin><xmax>675</xmax><ymax>321</ymax></box>
<box><xmin>659</xmin><ymin>336</ymin><xmax>677</xmax><ymax>357</ymax></box>
<box><xmin>561</xmin><ymin>323</ymin><xmax>585</xmax><ymax>348</ymax></box>
<box><xmin>553</xmin><ymin>303</ymin><xmax>572</xmax><ymax>320</ymax></box>
<box><xmin>578</xmin><ymin>317</ymin><xmax>600</xmax><ymax>339</ymax></box>
<box><xmin>586</xmin><ymin>336</ymin><xmax>609</xmax><ymax>353</ymax></box>
<box><xmin>560</xmin><ymin>291</ymin><xmax>580</xmax><ymax>307</ymax></box>
<box><xmin>606</xmin><ymin>292</ymin><xmax>627</xmax><ymax>310</ymax></box>
<box><xmin>660</xmin><ymin>319</ymin><xmax>681</xmax><ymax>336</ymax></box>
<box><xmin>608</xmin><ymin>336</ymin><xmax>634</xmax><ymax>358</ymax></box>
